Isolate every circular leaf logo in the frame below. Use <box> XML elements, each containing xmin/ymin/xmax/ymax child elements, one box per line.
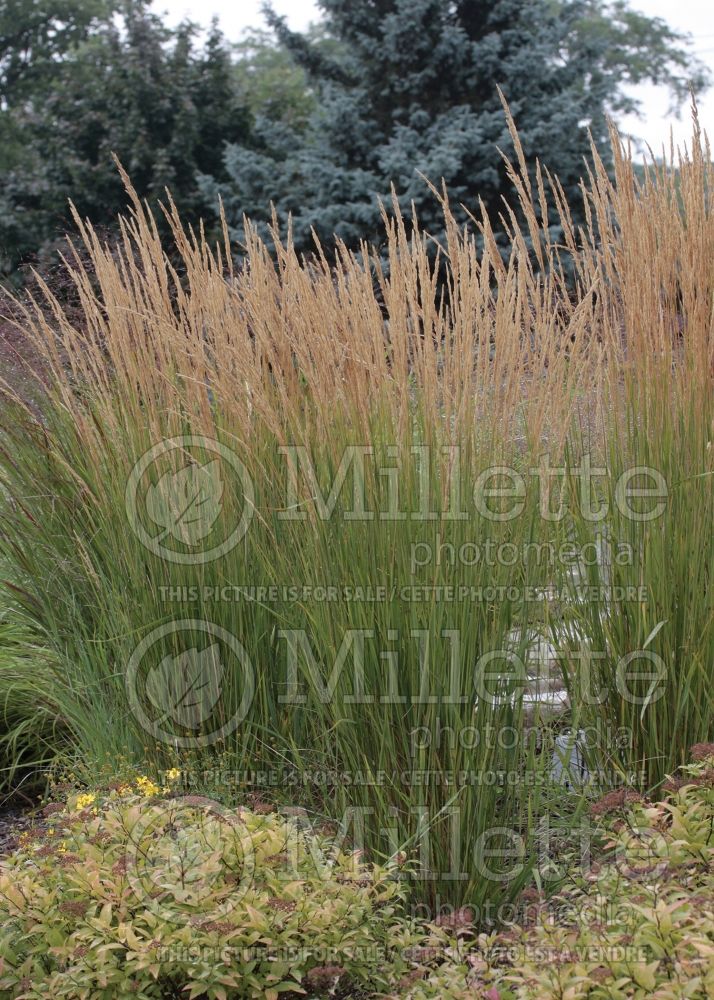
<box><xmin>125</xmin><ymin>436</ymin><xmax>254</xmax><ymax>564</ymax></box>
<box><xmin>126</xmin><ymin>620</ymin><xmax>255</xmax><ymax>748</ymax></box>
<box><xmin>124</xmin><ymin>797</ymin><xmax>255</xmax><ymax>925</ymax></box>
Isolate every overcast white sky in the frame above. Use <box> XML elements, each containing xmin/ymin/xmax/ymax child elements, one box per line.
<box><xmin>158</xmin><ymin>0</ymin><xmax>714</xmax><ymax>156</ymax></box>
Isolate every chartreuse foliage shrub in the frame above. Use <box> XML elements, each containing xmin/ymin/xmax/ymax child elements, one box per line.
<box><xmin>0</xmin><ymin>749</ymin><xmax>711</xmax><ymax>999</ymax></box>
<box><xmin>0</xmin><ymin>777</ymin><xmax>420</xmax><ymax>999</ymax></box>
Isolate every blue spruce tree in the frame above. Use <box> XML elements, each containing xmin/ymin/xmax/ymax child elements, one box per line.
<box><xmin>202</xmin><ymin>0</ymin><xmax>707</xmax><ymax>257</ymax></box>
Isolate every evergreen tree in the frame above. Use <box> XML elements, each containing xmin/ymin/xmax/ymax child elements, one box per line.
<box><xmin>0</xmin><ymin>0</ymin><xmax>111</xmax><ymax>114</ymax></box>
<box><xmin>232</xmin><ymin>26</ymin><xmax>336</xmax><ymax>129</ymax></box>
<box><xmin>0</xmin><ymin>2</ymin><xmax>249</xmax><ymax>278</ymax></box>
<box><xmin>202</xmin><ymin>0</ymin><xmax>709</xmax><ymax>257</ymax></box>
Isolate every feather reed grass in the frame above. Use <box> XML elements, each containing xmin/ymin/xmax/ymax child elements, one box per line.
<box><xmin>0</xmin><ymin>108</ymin><xmax>711</xmax><ymax>911</ymax></box>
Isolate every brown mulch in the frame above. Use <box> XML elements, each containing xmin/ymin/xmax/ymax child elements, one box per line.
<box><xmin>0</xmin><ymin>805</ymin><xmax>36</xmax><ymax>856</ymax></box>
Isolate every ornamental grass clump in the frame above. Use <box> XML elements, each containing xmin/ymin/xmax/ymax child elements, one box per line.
<box><xmin>0</xmin><ymin>107</ymin><xmax>711</xmax><ymax>915</ymax></box>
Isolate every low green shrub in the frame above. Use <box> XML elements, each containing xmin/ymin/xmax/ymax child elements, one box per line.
<box><xmin>0</xmin><ymin>779</ymin><xmax>420</xmax><ymax>999</ymax></box>
<box><xmin>0</xmin><ymin>749</ymin><xmax>711</xmax><ymax>999</ymax></box>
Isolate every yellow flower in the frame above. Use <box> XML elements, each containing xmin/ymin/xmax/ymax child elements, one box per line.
<box><xmin>165</xmin><ymin>768</ymin><xmax>181</xmax><ymax>782</ymax></box>
<box><xmin>75</xmin><ymin>793</ymin><xmax>96</xmax><ymax>811</ymax></box>
<box><xmin>135</xmin><ymin>775</ymin><xmax>160</xmax><ymax>797</ymax></box>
